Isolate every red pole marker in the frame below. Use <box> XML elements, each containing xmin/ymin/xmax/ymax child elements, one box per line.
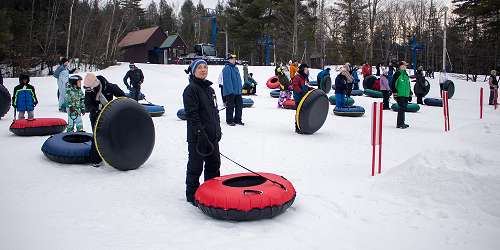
<box><xmin>446</xmin><ymin>91</ymin><xmax>450</xmax><ymax>130</ymax></box>
<box><xmin>371</xmin><ymin>102</ymin><xmax>377</xmax><ymax>176</ymax></box>
<box><xmin>495</xmin><ymin>89</ymin><xmax>498</xmax><ymax>110</ymax></box>
<box><xmin>442</xmin><ymin>91</ymin><xmax>447</xmax><ymax>131</ymax></box>
<box><xmin>480</xmin><ymin>87</ymin><xmax>483</xmax><ymax>119</ymax></box>
<box><xmin>378</xmin><ymin>102</ymin><xmax>383</xmax><ymax>174</ymax></box>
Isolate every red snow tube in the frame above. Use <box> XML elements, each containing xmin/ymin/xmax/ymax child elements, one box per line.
<box><xmin>195</xmin><ymin>172</ymin><xmax>296</xmax><ymax>221</ymax></box>
<box><xmin>266</xmin><ymin>76</ymin><xmax>280</xmax><ymax>89</ymax></box>
<box><xmin>283</xmin><ymin>99</ymin><xmax>296</xmax><ymax>110</ymax></box>
<box><xmin>10</xmin><ymin>118</ymin><xmax>67</xmax><ymax>136</ymax></box>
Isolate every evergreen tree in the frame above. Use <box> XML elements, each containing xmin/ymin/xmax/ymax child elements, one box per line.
<box><xmin>180</xmin><ymin>0</ymin><xmax>196</xmax><ymax>49</ymax></box>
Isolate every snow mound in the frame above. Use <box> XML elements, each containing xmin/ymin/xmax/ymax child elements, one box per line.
<box><xmin>377</xmin><ymin>149</ymin><xmax>500</xmax><ymax>218</ymax></box>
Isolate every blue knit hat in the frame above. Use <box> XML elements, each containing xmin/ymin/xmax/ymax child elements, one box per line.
<box><xmin>188</xmin><ymin>59</ymin><xmax>207</xmax><ymax>75</ymax></box>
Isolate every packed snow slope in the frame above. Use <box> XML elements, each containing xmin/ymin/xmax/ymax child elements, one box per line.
<box><xmin>0</xmin><ymin>63</ymin><xmax>499</xmax><ymax>250</ymax></box>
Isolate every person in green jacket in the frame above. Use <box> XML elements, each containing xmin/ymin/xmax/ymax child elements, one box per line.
<box><xmin>65</xmin><ymin>75</ymin><xmax>85</xmax><ymax>132</ymax></box>
<box><xmin>391</xmin><ymin>61</ymin><xmax>411</xmax><ymax>129</ymax></box>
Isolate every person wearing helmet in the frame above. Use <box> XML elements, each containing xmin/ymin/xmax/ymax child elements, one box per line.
<box><xmin>65</xmin><ymin>75</ymin><xmax>85</xmax><ymax>132</ymax></box>
<box><xmin>12</xmin><ymin>74</ymin><xmax>38</xmax><ymax>120</ymax></box>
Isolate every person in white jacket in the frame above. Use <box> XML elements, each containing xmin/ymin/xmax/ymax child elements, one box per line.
<box><xmin>55</xmin><ymin>58</ymin><xmax>70</xmax><ymax>112</ymax></box>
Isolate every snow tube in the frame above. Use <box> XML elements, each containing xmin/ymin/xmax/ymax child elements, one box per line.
<box><xmin>283</xmin><ymin>99</ymin><xmax>296</xmax><ymax>110</ymax></box>
<box><xmin>295</xmin><ymin>89</ymin><xmax>329</xmax><ymax>134</ymax></box>
<box><xmin>364</xmin><ymin>89</ymin><xmax>383</xmax><ymax>98</ymax></box>
<box><xmin>266</xmin><ymin>76</ymin><xmax>280</xmax><ymax>89</ymax></box>
<box><xmin>363</xmin><ymin>75</ymin><xmax>377</xmax><ymax>90</ymax></box>
<box><xmin>10</xmin><ymin>118</ymin><xmax>67</xmax><ymax>136</ymax></box>
<box><xmin>141</xmin><ymin>103</ymin><xmax>165</xmax><ymax>117</ymax></box>
<box><xmin>242</xmin><ymin>98</ymin><xmax>254</xmax><ymax>108</ymax></box>
<box><xmin>41</xmin><ymin>132</ymin><xmax>93</xmax><ymax>164</ymax></box>
<box><xmin>424</xmin><ymin>98</ymin><xmax>443</xmax><ymax>107</ymax></box>
<box><xmin>195</xmin><ymin>172</ymin><xmax>296</xmax><ymax>221</ymax></box>
<box><xmin>440</xmin><ymin>80</ymin><xmax>455</xmax><ymax>99</ymax></box>
<box><xmin>270</xmin><ymin>89</ymin><xmax>280</xmax><ymax>98</ymax></box>
<box><xmin>391</xmin><ymin>103</ymin><xmax>420</xmax><ymax>112</ymax></box>
<box><xmin>126</xmin><ymin>91</ymin><xmax>145</xmax><ymax>100</ymax></box>
<box><xmin>177</xmin><ymin>108</ymin><xmax>187</xmax><ymax>120</ymax></box>
<box><xmin>350</xmin><ymin>89</ymin><xmax>363</xmax><ymax>96</ymax></box>
<box><xmin>328</xmin><ymin>95</ymin><xmax>354</xmax><ymax>106</ymax></box>
<box><xmin>319</xmin><ymin>75</ymin><xmax>332</xmax><ymax>93</ymax></box>
<box><xmin>94</xmin><ymin>98</ymin><xmax>155</xmax><ymax>171</ymax></box>
<box><xmin>333</xmin><ymin>106</ymin><xmax>365</xmax><ymax>117</ymax></box>
<box><xmin>0</xmin><ymin>84</ymin><xmax>11</xmax><ymax>118</ymax></box>
<box><xmin>414</xmin><ymin>79</ymin><xmax>430</xmax><ymax>97</ymax></box>
<box><xmin>309</xmin><ymin>80</ymin><xmax>318</xmax><ymax>86</ymax></box>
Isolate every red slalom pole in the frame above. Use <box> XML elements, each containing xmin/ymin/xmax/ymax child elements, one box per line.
<box><xmin>480</xmin><ymin>87</ymin><xmax>483</xmax><ymax>119</ymax></box>
<box><xmin>371</xmin><ymin>103</ymin><xmax>376</xmax><ymax>176</ymax></box>
<box><xmin>495</xmin><ymin>89</ymin><xmax>498</xmax><ymax>110</ymax></box>
<box><xmin>446</xmin><ymin>91</ymin><xmax>450</xmax><ymax>130</ymax></box>
<box><xmin>378</xmin><ymin>102</ymin><xmax>383</xmax><ymax>174</ymax></box>
<box><xmin>442</xmin><ymin>91</ymin><xmax>448</xmax><ymax>131</ymax></box>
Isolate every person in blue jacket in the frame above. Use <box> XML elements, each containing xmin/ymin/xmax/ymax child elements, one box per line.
<box><xmin>221</xmin><ymin>54</ymin><xmax>244</xmax><ymax>126</ymax></box>
<box><xmin>316</xmin><ymin>68</ymin><xmax>331</xmax><ymax>89</ymax></box>
<box><xmin>12</xmin><ymin>74</ymin><xmax>38</xmax><ymax>120</ymax></box>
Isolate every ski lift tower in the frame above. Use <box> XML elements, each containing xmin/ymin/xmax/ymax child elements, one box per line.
<box><xmin>257</xmin><ymin>34</ymin><xmax>273</xmax><ymax>66</ymax></box>
<box><xmin>411</xmin><ymin>35</ymin><xmax>424</xmax><ymax>72</ymax></box>
<box><xmin>201</xmin><ymin>8</ymin><xmax>218</xmax><ymax>47</ymax></box>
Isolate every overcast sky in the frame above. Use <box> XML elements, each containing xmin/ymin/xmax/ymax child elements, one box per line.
<box><xmin>141</xmin><ymin>0</ymin><xmax>220</xmax><ymax>12</ymax></box>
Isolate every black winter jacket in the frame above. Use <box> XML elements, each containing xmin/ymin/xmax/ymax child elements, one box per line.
<box><xmin>335</xmin><ymin>74</ymin><xmax>348</xmax><ymax>94</ymax></box>
<box><xmin>96</xmin><ymin>75</ymin><xmax>125</xmax><ymax>101</ymax></box>
<box><xmin>183</xmin><ymin>75</ymin><xmax>222</xmax><ymax>143</ymax></box>
<box><xmin>414</xmin><ymin>70</ymin><xmax>427</xmax><ymax>95</ymax></box>
<box><xmin>123</xmin><ymin>69</ymin><xmax>144</xmax><ymax>88</ymax></box>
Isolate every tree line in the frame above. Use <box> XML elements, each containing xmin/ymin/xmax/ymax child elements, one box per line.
<box><xmin>0</xmin><ymin>0</ymin><xmax>498</xmax><ymax>77</ymax></box>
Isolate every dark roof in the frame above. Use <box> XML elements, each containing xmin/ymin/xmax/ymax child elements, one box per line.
<box><xmin>159</xmin><ymin>34</ymin><xmax>187</xmax><ymax>49</ymax></box>
<box><xmin>118</xmin><ymin>26</ymin><xmax>160</xmax><ymax>48</ymax></box>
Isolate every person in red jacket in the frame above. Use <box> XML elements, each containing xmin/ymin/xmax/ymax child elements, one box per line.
<box><xmin>292</xmin><ymin>64</ymin><xmax>314</xmax><ymax>134</ymax></box>
<box><xmin>361</xmin><ymin>62</ymin><xmax>372</xmax><ymax>78</ymax></box>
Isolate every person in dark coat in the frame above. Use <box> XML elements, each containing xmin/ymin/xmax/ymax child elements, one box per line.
<box><xmin>96</xmin><ymin>75</ymin><xmax>126</xmax><ymax>101</ymax></box>
<box><xmin>414</xmin><ymin>66</ymin><xmax>427</xmax><ymax>104</ymax></box>
<box><xmin>376</xmin><ymin>63</ymin><xmax>381</xmax><ymax>76</ymax></box>
<box><xmin>12</xmin><ymin>74</ymin><xmax>38</xmax><ymax>120</ymax></box>
<box><xmin>292</xmin><ymin>64</ymin><xmax>314</xmax><ymax>134</ymax></box>
<box><xmin>316</xmin><ymin>68</ymin><xmax>331</xmax><ymax>87</ymax></box>
<box><xmin>123</xmin><ymin>63</ymin><xmax>144</xmax><ymax>101</ymax></box>
<box><xmin>489</xmin><ymin>70</ymin><xmax>498</xmax><ymax>105</ymax></box>
<box><xmin>335</xmin><ymin>67</ymin><xmax>349</xmax><ymax>108</ymax></box>
<box><xmin>221</xmin><ymin>54</ymin><xmax>244</xmax><ymax>126</ymax></box>
<box><xmin>182</xmin><ymin>59</ymin><xmax>222</xmax><ymax>206</ymax></box>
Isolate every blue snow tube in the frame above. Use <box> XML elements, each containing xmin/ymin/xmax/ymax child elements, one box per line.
<box><xmin>141</xmin><ymin>103</ymin><xmax>165</xmax><ymax>117</ymax></box>
<box><xmin>177</xmin><ymin>108</ymin><xmax>187</xmax><ymax>120</ymax></box>
<box><xmin>242</xmin><ymin>98</ymin><xmax>254</xmax><ymax>108</ymax></box>
<box><xmin>270</xmin><ymin>89</ymin><xmax>280</xmax><ymax>98</ymax></box>
<box><xmin>15</xmin><ymin>89</ymin><xmax>35</xmax><ymax>112</ymax></box>
<box><xmin>424</xmin><ymin>98</ymin><xmax>443</xmax><ymax>107</ymax></box>
<box><xmin>350</xmin><ymin>89</ymin><xmax>364</xmax><ymax>96</ymax></box>
<box><xmin>333</xmin><ymin>106</ymin><xmax>365</xmax><ymax>117</ymax></box>
<box><xmin>41</xmin><ymin>132</ymin><xmax>93</xmax><ymax>164</ymax></box>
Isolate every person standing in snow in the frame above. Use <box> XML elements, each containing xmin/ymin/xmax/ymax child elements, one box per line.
<box><xmin>387</xmin><ymin>62</ymin><xmax>395</xmax><ymax>86</ymax></box>
<box><xmin>376</xmin><ymin>63</ymin><xmax>382</xmax><ymax>76</ymax></box>
<box><xmin>379</xmin><ymin>68</ymin><xmax>391</xmax><ymax>110</ymax></box>
<box><xmin>414</xmin><ymin>66</ymin><xmax>427</xmax><ymax>104</ymax></box>
<box><xmin>182</xmin><ymin>59</ymin><xmax>221</xmax><ymax>206</ymax></box>
<box><xmin>55</xmin><ymin>58</ymin><xmax>70</xmax><ymax>112</ymax></box>
<box><xmin>292</xmin><ymin>64</ymin><xmax>314</xmax><ymax>134</ymax></box>
<box><xmin>221</xmin><ymin>54</ymin><xmax>244</xmax><ymax>126</ymax></box>
<box><xmin>335</xmin><ymin>65</ymin><xmax>353</xmax><ymax>108</ymax></box>
<box><xmin>362</xmin><ymin>62</ymin><xmax>372</xmax><ymax>78</ymax></box>
<box><xmin>65</xmin><ymin>75</ymin><xmax>85</xmax><ymax>132</ymax></box>
<box><xmin>488</xmin><ymin>70</ymin><xmax>498</xmax><ymax>105</ymax></box>
<box><xmin>123</xmin><ymin>63</ymin><xmax>144</xmax><ymax>101</ymax></box>
<box><xmin>12</xmin><ymin>74</ymin><xmax>38</xmax><ymax>120</ymax></box>
<box><xmin>391</xmin><ymin>61</ymin><xmax>411</xmax><ymax>129</ymax></box>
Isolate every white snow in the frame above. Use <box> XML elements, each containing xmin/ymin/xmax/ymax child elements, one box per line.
<box><xmin>0</xmin><ymin>63</ymin><xmax>499</xmax><ymax>250</ymax></box>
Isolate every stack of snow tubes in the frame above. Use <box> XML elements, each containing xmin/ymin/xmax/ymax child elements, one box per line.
<box><xmin>391</xmin><ymin>103</ymin><xmax>420</xmax><ymax>112</ymax></box>
<box><xmin>333</xmin><ymin>106</ymin><xmax>365</xmax><ymax>117</ymax></box>
<box><xmin>424</xmin><ymin>98</ymin><xmax>443</xmax><ymax>107</ymax></box>
<box><xmin>328</xmin><ymin>95</ymin><xmax>354</xmax><ymax>106</ymax></box>
<box><xmin>195</xmin><ymin>172</ymin><xmax>296</xmax><ymax>221</ymax></box>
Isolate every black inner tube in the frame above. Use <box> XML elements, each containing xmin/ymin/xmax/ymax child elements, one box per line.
<box><xmin>63</xmin><ymin>134</ymin><xmax>92</xmax><ymax>143</ymax></box>
<box><xmin>223</xmin><ymin>175</ymin><xmax>267</xmax><ymax>187</ymax></box>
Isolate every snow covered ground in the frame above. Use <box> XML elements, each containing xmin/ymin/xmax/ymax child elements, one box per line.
<box><xmin>0</xmin><ymin>63</ymin><xmax>499</xmax><ymax>250</ymax></box>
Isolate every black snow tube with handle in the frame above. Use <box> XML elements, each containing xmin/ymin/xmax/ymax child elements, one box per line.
<box><xmin>363</xmin><ymin>75</ymin><xmax>377</xmax><ymax>90</ymax></box>
<box><xmin>414</xmin><ymin>79</ymin><xmax>430</xmax><ymax>97</ymax></box>
<box><xmin>0</xmin><ymin>84</ymin><xmax>10</xmax><ymax>118</ymax></box>
<box><xmin>319</xmin><ymin>75</ymin><xmax>332</xmax><ymax>93</ymax></box>
<box><xmin>94</xmin><ymin>98</ymin><xmax>155</xmax><ymax>171</ymax></box>
<box><xmin>440</xmin><ymin>80</ymin><xmax>455</xmax><ymax>99</ymax></box>
<box><xmin>295</xmin><ymin>89</ymin><xmax>329</xmax><ymax>134</ymax></box>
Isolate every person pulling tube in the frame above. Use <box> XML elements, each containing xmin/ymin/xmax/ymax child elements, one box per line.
<box><xmin>182</xmin><ymin>59</ymin><xmax>222</xmax><ymax>207</ymax></box>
